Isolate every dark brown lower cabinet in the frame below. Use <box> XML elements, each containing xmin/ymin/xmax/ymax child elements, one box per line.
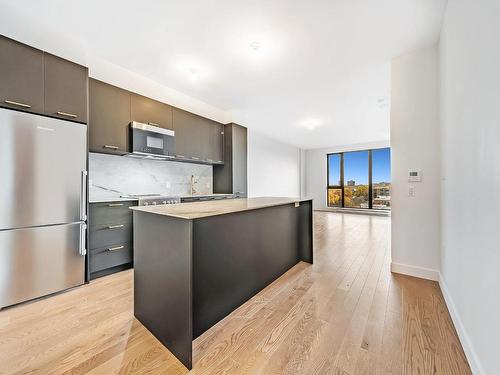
<box><xmin>89</xmin><ymin>201</ymin><xmax>136</xmax><ymax>279</ymax></box>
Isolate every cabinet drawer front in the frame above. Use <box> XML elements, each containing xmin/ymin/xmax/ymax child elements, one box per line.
<box><xmin>89</xmin><ymin>242</ymin><xmax>133</xmax><ymax>273</ymax></box>
<box><xmin>0</xmin><ymin>36</ymin><xmax>44</xmax><ymax>114</ymax></box>
<box><xmin>89</xmin><ymin>201</ymin><xmax>136</xmax><ymax>226</ymax></box>
<box><xmin>89</xmin><ymin>222</ymin><xmax>132</xmax><ymax>250</ymax></box>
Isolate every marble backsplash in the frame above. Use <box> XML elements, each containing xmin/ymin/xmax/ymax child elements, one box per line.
<box><xmin>89</xmin><ymin>153</ymin><xmax>212</xmax><ymax>199</ymax></box>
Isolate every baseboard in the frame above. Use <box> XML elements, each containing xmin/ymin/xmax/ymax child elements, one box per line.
<box><xmin>392</xmin><ymin>263</ymin><xmax>484</xmax><ymax>374</ymax></box>
<box><xmin>314</xmin><ymin>208</ymin><xmax>390</xmax><ymax>217</ymax></box>
<box><xmin>439</xmin><ymin>275</ymin><xmax>484</xmax><ymax>375</ymax></box>
<box><xmin>390</xmin><ymin>262</ymin><xmax>440</xmax><ymax>281</ymax></box>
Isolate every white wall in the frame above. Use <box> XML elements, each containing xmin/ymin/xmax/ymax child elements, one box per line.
<box><xmin>390</xmin><ymin>45</ymin><xmax>441</xmax><ymax>280</ymax></box>
<box><xmin>247</xmin><ymin>130</ymin><xmax>301</xmax><ymax>198</ymax></box>
<box><xmin>304</xmin><ymin>141</ymin><xmax>390</xmax><ymax>209</ymax></box>
<box><xmin>439</xmin><ymin>1</ymin><xmax>500</xmax><ymax>374</ymax></box>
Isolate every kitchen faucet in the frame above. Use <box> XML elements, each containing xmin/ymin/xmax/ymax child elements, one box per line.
<box><xmin>190</xmin><ymin>175</ymin><xmax>199</xmax><ymax>196</ymax></box>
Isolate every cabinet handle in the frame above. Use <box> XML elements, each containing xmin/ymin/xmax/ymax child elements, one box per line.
<box><xmin>103</xmin><ymin>145</ymin><xmax>119</xmax><ymax>150</ymax></box>
<box><xmin>191</xmin><ymin>156</ymin><xmax>200</xmax><ymax>160</ymax></box>
<box><xmin>108</xmin><ymin>203</ymin><xmax>124</xmax><ymax>207</ymax></box>
<box><xmin>108</xmin><ymin>245</ymin><xmax>124</xmax><ymax>251</ymax></box>
<box><xmin>4</xmin><ymin>100</ymin><xmax>31</xmax><ymax>108</ymax></box>
<box><xmin>148</xmin><ymin>122</ymin><xmax>160</xmax><ymax>127</ymax></box>
<box><xmin>107</xmin><ymin>224</ymin><xmax>124</xmax><ymax>229</ymax></box>
<box><xmin>176</xmin><ymin>155</ymin><xmax>186</xmax><ymax>158</ymax></box>
<box><xmin>56</xmin><ymin>111</ymin><xmax>77</xmax><ymax>118</ymax></box>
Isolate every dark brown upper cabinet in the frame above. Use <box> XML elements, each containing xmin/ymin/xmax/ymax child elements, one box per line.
<box><xmin>209</xmin><ymin>122</ymin><xmax>224</xmax><ymax>163</ymax></box>
<box><xmin>213</xmin><ymin>123</ymin><xmax>247</xmax><ymax>197</ymax></box>
<box><xmin>173</xmin><ymin>108</ymin><xmax>224</xmax><ymax>162</ymax></box>
<box><xmin>44</xmin><ymin>53</ymin><xmax>88</xmax><ymax>123</ymax></box>
<box><xmin>172</xmin><ymin>108</ymin><xmax>201</xmax><ymax>159</ymax></box>
<box><xmin>131</xmin><ymin>94</ymin><xmax>173</xmax><ymax>130</ymax></box>
<box><xmin>89</xmin><ymin>79</ymin><xmax>131</xmax><ymax>155</ymax></box>
<box><xmin>0</xmin><ymin>36</ymin><xmax>44</xmax><ymax>114</ymax></box>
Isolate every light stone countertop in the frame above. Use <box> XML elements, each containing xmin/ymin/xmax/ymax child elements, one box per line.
<box><xmin>89</xmin><ymin>196</ymin><xmax>139</xmax><ymax>203</ymax></box>
<box><xmin>89</xmin><ymin>193</ymin><xmax>234</xmax><ymax>203</ymax></box>
<box><xmin>130</xmin><ymin>197</ymin><xmax>312</xmax><ymax>220</ymax></box>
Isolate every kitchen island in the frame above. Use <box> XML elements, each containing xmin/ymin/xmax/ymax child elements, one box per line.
<box><xmin>131</xmin><ymin>197</ymin><xmax>313</xmax><ymax>369</ymax></box>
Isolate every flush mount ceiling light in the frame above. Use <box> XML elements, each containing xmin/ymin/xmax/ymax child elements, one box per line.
<box><xmin>235</xmin><ymin>31</ymin><xmax>285</xmax><ymax>64</ymax></box>
<box><xmin>188</xmin><ymin>66</ymin><xmax>199</xmax><ymax>81</ymax></box>
<box><xmin>299</xmin><ymin>119</ymin><xmax>324</xmax><ymax>131</ymax></box>
<box><xmin>175</xmin><ymin>60</ymin><xmax>212</xmax><ymax>83</ymax></box>
<box><xmin>240</xmin><ymin>34</ymin><xmax>279</xmax><ymax>63</ymax></box>
<box><xmin>247</xmin><ymin>39</ymin><xmax>265</xmax><ymax>63</ymax></box>
<box><xmin>249</xmin><ymin>40</ymin><xmax>262</xmax><ymax>52</ymax></box>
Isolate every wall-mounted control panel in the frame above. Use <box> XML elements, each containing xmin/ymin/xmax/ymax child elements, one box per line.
<box><xmin>408</xmin><ymin>170</ymin><xmax>422</xmax><ymax>182</ymax></box>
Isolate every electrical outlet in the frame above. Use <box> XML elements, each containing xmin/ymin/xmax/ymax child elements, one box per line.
<box><xmin>165</xmin><ymin>181</ymin><xmax>171</xmax><ymax>188</ymax></box>
<box><xmin>408</xmin><ymin>186</ymin><xmax>415</xmax><ymax>197</ymax></box>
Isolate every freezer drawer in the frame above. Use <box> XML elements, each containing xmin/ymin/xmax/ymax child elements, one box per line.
<box><xmin>0</xmin><ymin>108</ymin><xmax>87</xmax><ymax>230</ymax></box>
<box><xmin>0</xmin><ymin>223</ymin><xmax>85</xmax><ymax>308</ymax></box>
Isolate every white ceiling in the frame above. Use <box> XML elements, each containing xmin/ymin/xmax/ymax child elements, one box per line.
<box><xmin>0</xmin><ymin>0</ymin><xmax>447</xmax><ymax>149</ymax></box>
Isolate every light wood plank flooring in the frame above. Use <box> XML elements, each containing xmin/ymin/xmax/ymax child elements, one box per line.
<box><xmin>0</xmin><ymin>212</ymin><xmax>471</xmax><ymax>374</ymax></box>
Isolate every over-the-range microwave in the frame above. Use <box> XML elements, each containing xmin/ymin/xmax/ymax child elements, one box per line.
<box><xmin>129</xmin><ymin>121</ymin><xmax>175</xmax><ymax>160</ymax></box>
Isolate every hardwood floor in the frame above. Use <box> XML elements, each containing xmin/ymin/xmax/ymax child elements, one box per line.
<box><xmin>0</xmin><ymin>212</ymin><xmax>471</xmax><ymax>374</ymax></box>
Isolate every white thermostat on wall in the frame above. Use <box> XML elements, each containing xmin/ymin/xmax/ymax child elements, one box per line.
<box><xmin>408</xmin><ymin>170</ymin><xmax>422</xmax><ymax>182</ymax></box>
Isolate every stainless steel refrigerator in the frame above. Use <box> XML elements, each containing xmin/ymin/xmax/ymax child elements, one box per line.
<box><xmin>0</xmin><ymin>108</ymin><xmax>87</xmax><ymax>308</ymax></box>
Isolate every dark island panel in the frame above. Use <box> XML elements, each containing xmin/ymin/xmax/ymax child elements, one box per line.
<box><xmin>298</xmin><ymin>200</ymin><xmax>314</xmax><ymax>264</ymax></box>
<box><xmin>133</xmin><ymin>211</ymin><xmax>193</xmax><ymax>369</ymax></box>
<box><xmin>132</xmin><ymin>198</ymin><xmax>313</xmax><ymax>370</ymax></box>
<box><xmin>192</xmin><ymin>200</ymin><xmax>313</xmax><ymax>338</ymax></box>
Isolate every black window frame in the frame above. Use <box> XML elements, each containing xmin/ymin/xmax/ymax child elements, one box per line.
<box><xmin>327</xmin><ymin>147</ymin><xmax>390</xmax><ymax>210</ymax></box>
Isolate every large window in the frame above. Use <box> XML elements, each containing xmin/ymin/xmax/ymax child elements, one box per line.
<box><xmin>327</xmin><ymin>147</ymin><xmax>391</xmax><ymax>210</ymax></box>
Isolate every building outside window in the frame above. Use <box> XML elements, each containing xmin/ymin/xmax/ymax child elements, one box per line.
<box><xmin>327</xmin><ymin>147</ymin><xmax>391</xmax><ymax>210</ymax></box>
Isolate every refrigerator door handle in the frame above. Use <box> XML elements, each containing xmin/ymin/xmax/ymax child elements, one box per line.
<box><xmin>79</xmin><ymin>223</ymin><xmax>87</xmax><ymax>256</ymax></box>
<box><xmin>80</xmin><ymin>170</ymin><xmax>87</xmax><ymax>221</ymax></box>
